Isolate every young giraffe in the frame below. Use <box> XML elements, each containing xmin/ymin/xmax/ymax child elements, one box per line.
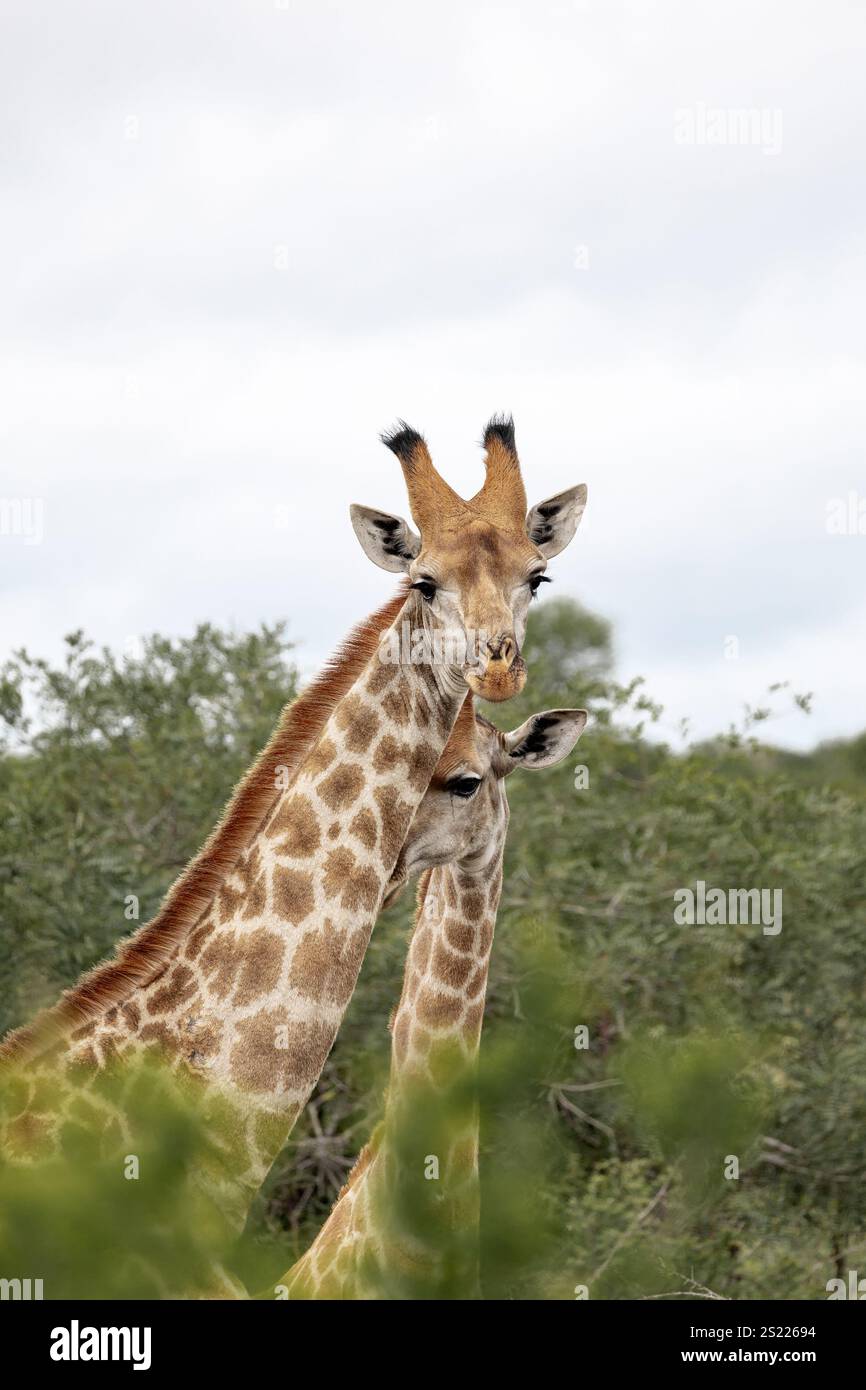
<box><xmin>0</xmin><ymin>419</ymin><xmax>588</xmax><ymax>1266</ymax></box>
<box><xmin>278</xmin><ymin>696</ymin><xmax>587</xmax><ymax>1299</ymax></box>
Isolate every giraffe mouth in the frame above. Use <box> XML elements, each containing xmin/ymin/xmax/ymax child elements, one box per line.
<box><xmin>385</xmin><ymin>841</ymin><xmax>458</xmax><ymax>906</ymax></box>
<box><xmin>466</xmin><ymin>653</ymin><xmax>527</xmax><ymax>703</ymax></box>
<box><xmin>382</xmin><ymin>875</ymin><xmax>407</xmax><ymax>910</ymax></box>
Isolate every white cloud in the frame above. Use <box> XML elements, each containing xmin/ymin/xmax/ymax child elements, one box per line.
<box><xmin>1</xmin><ymin>0</ymin><xmax>864</xmax><ymax>751</ymax></box>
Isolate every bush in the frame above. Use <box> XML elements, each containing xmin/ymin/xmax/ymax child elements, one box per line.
<box><xmin>2</xmin><ymin>602</ymin><xmax>864</xmax><ymax>1299</ymax></box>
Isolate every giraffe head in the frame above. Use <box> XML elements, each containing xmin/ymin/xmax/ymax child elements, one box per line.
<box><xmin>350</xmin><ymin>417</ymin><xmax>587</xmax><ymax>703</ymax></box>
<box><xmin>382</xmin><ymin>695</ymin><xmax>586</xmax><ymax>906</ymax></box>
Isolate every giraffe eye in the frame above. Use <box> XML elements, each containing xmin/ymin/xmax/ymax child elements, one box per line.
<box><xmin>528</xmin><ymin>573</ymin><xmax>551</xmax><ymax>598</ymax></box>
<box><xmin>411</xmin><ymin>578</ymin><xmax>437</xmax><ymax>603</ymax></box>
<box><xmin>448</xmin><ymin>776</ymin><xmax>482</xmax><ymax>799</ymax></box>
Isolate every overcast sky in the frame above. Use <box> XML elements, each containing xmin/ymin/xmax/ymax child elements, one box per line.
<box><xmin>1</xmin><ymin>0</ymin><xmax>864</xmax><ymax>750</ymax></box>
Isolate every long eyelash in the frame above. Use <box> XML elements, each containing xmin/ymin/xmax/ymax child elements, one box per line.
<box><xmin>448</xmin><ymin>777</ymin><xmax>481</xmax><ymax>798</ymax></box>
<box><xmin>529</xmin><ymin>574</ymin><xmax>552</xmax><ymax>598</ymax></box>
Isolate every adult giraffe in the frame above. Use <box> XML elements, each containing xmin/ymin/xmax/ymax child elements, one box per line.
<box><xmin>278</xmin><ymin>696</ymin><xmax>587</xmax><ymax>1300</ymax></box>
<box><xmin>0</xmin><ymin>418</ymin><xmax>586</xmax><ymax>1282</ymax></box>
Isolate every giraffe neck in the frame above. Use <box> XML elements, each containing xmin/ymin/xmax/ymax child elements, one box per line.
<box><xmin>3</xmin><ymin>593</ymin><xmax>467</xmax><ymax>1236</ymax></box>
<box><xmin>390</xmin><ymin>848</ymin><xmax>504</xmax><ymax>1088</ymax></box>
<box><xmin>283</xmin><ymin>834</ymin><xmax>505</xmax><ymax>1300</ymax></box>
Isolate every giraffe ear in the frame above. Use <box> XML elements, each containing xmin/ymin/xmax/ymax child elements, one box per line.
<box><xmin>526</xmin><ymin>484</ymin><xmax>587</xmax><ymax>558</ymax></box>
<box><xmin>350</xmin><ymin>504</ymin><xmax>421</xmax><ymax>573</ymax></box>
<box><xmin>501</xmin><ymin>709</ymin><xmax>587</xmax><ymax>771</ymax></box>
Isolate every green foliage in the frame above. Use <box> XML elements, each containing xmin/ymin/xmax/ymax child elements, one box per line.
<box><xmin>2</xmin><ymin>601</ymin><xmax>865</xmax><ymax>1299</ymax></box>
<box><xmin>0</xmin><ymin>1055</ymin><xmax>273</xmax><ymax>1299</ymax></box>
<box><xmin>0</xmin><ymin>625</ymin><xmax>296</xmax><ymax>1034</ymax></box>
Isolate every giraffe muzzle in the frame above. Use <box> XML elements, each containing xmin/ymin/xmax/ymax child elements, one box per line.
<box><xmin>466</xmin><ymin>638</ymin><xmax>526</xmax><ymax>703</ymax></box>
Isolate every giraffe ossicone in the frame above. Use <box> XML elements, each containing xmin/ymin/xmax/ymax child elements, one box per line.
<box><xmin>351</xmin><ymin>415</ymin><xmax>587</xmax><ymax>703</ymax></box>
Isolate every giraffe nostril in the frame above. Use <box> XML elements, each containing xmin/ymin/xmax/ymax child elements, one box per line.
<box><xmin>485</xmin><ymin>634</ymin><xmax>516</xmax><ymax>666</ymax></box>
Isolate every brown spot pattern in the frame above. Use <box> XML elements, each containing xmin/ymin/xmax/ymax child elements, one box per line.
<box><xmin>318</xmin><ymin>761</ymin><xmax>364</xmax><ymax>811</ymax></box>
<box><xmin>306</xmin><ymin>736</ymin><xmax>337</xmax><ymax>777</ymax></box>
<box><xmin>373</xmin><ymin>785</ymin><xmax>414</xmax><ymax>867</ymax></box>
<box><xmin>461</xmin><ymin>890</ymin><xmax>485</xmax><ymax>922</ymax></box>
<box><xmin>432</xmin><ymin>941</ymin><xmax>474</xmax><ymax>989</ymax></box>
<box><xmin>349</xmin><ymin>808</ymin><xmax>377</xmax><ymax>850</ymax></box>
<box><xmin>411</xmin><ymin>925</ymin><xmax>432</xmax><ymax>974</ymax></box>
<box><xmin>371</xmin><ymin>733</ymin><xmax>436</xmax><ymax>790</ymax></box>
<box><xmin>121</xmin><ymin>1001</ymin><xmax>141</xmax><ymax>1031</ymax></box>
<box><xmin>185</xmin><ymin>914</ymin><xmax>217</xmax><ymax>961</ymax></box>
<box><xmin>412</xmin><ymin>692</ymin><xmax>432</xmax><ymax>728</ymax></box>
<box><xmin>266</xmin><ymin>793</ymin><xmax>321</xmax><ymax>857</ymax></box>
<box><xmin>272</xmin><ymin>866</ymin><xmax>316</xmax><ymax>925</ymax></box>
<box><xmin>229</xmin><ymin>1010</ymin><xmax>336</xmax><ymax>1094</ymax></box>
<box><xmin>289</xmin><ymin>919</ymin><xmax>371</xmax><ymax>1007</ymax></box>
<box><xmin>321</xmin><ymin>847</ymin><xmax>380</xmax><ymax>913</ymax></box>
<box><xmin>372</xmin><ymin>734</ymin><xmax>401</xmax><ymax>774</ymax></box>
<box><xmin>233</xmin><ymin>928</ymin><xmax>285</xmax><ymax>1007</ymax></box>
<box><xmin>444</xmin><ymin>918</ymin><xmax>474</xmax><ymax>953</ymax></box>
<box><xmin>478</xmin><ymin>917</ymin><xmax>494</xmax><ymax>955</ymax></box>
<box><xmin>6</xmin><ymin>1110</ymin><xmax>54</xmax><ymax>1160</ymax></box>
<box><xmin>466</xmin><ymin>964</ymin><xmax>488</xmax><ymax>999</ymax></box>
<box><xmin>147</xmin><ymin>962</ymin><xmax>199</xmax><ymax>1015</ymax></box>
<box><xmin>416</xmin><ymin>988</ymin><xmax>463</xmax><ymax>1029</ymax></box>
<box><xmin>200</xmin><ymin>931</ymin><xmax>242</xmax><ymax>999</ymax></box>
<box><xmin>241</xmin><ymin>872</ymin><xmax>267</xmax><ymax>920</ymax></box>
<box><xmin>336</xmin><ymin>694</ymin><xmax>381</xmax><ymax>752</ymax></box>
<box><xmin>365</xmin><ymin>661</ymin><xmax>397</xmax><ymax>695</ymax></box>
<box><xmin>138</xmin><ymin>1019</ymin><xmax>181</xmax><ymax>1055</ymax></box>
<box><xmin>462</xmin><ymin>1001</ymin><xmax>485</xmax><ymax>1041</ymax></box>
<box><xmin>381</xmin><ymin>677</ymin><xmax>412</xmax><ymax>727</ymax></box>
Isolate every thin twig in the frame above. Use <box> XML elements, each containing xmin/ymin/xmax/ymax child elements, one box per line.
<box><xmin>588</xmin><ymin>1179</ymin><xmax>670</xmax><ymax>1287</ymax></box>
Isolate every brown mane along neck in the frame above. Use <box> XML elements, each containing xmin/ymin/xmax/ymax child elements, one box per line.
<box><xmin>0</xmin><ymin>590</ymin><xmax>409</xmax><ymax>1066</ymax></box>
